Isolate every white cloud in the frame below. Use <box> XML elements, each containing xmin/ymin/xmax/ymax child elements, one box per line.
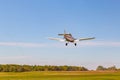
<box><xmin>0</xmin><ymin>42</ymin><xmax>45</xmax><ymax>47</ymax></box>
<box><xmin>0</xmin><ymin>56</ymin><xmax>30</xmax><ymax>59</ymax></box>
<box><xmin>0</xmin><ymin>55</ymin><xmax>32</xmax><ymax>64</ymax></box>
<box><xmin>79</xmin><ymin>41</ymin><xmax>120</xmax><ymax>47</ymax></box>
<box><xmin>0</xmin><ymin>41</ymin><xmax>120</xmax><ymax>48</ymax></box>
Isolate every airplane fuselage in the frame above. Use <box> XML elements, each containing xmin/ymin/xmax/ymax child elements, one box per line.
<box><xmin>64</xmin><ymin>34</ymin><xmax>75</xmax><ymax>42</ymax></box>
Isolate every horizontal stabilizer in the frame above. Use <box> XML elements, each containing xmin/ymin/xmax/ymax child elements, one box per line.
<box><xmin>58</xmin><ymin>34</ymin><xmax>64</xmax><ymax>36</ymax></box>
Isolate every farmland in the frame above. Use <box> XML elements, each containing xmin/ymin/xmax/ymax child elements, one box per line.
<box><xmin>0</xmin><ymin>71</ymin><xmax>120</xmax><ymax>80</ymax></box>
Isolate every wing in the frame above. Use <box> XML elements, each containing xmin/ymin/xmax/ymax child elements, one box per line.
<box><xmin>48</xmin><ymin>37</ymin><xmax>65</xmax><ymax>42</ymax></box>
<box><xmin>75</xmin><ymin>37</ymin><xmax>95</xmax><ymax>42</ymax></box>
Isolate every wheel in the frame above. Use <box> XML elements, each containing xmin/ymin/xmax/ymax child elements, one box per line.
<box><xmin>65</xmin><ymin>43</ymin><xmax>68</xmax><ymax>46</ymax></box>
<box><xmin>74</xmin><ymin>43</ymin><xmax>77</xmax><ymax>46</ymax></box>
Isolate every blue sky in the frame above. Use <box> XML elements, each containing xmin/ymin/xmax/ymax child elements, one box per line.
<box><xmin>0</xmin><ymin>0</ymin><xmax>120</xmax><ymax>69</ymax></box>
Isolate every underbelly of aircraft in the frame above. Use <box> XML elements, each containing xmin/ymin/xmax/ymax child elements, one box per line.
<box><xmin>66</xmin><ymin>38</ymin><xmax>74</xmax><ymax>42</ymax></box>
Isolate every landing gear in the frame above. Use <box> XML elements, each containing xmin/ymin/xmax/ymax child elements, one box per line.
<box><xmin>65</xmin><ymin>43</ymin><xmax>68</xmax><ymax>46</ymax></box>
<box><xmin>74</xmin><ymin>43</ymin><xmax>77</xmax><ymax>46</ymax></box>
<box><xmin>65</xmin><ymin>43</ymin><xmax>77</xmax><ymax>46</ymax></box>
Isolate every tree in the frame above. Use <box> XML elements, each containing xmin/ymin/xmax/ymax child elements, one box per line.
<box><xmin>96</xmin><ymin>66</ymin><xmax>106</xmax><ymax>71</ymax></box>
<box><xmin>107</xmin><ymin>66</ymin><xmax>117</xmax><ymax>71</ymax></box>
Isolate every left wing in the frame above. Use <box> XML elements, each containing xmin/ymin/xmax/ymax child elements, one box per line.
<box><xmin>75</xmin><ymin>37</ymin><xmax>95</xmax><ymax>42</ymax></box>
<box><xmin>48</xmin><ymin>37</ymin><xmax>65</xmax><ymax>42</ymax></box>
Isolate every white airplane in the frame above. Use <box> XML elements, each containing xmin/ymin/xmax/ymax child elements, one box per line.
<box><xmin>49</xmin><ymin>30</ymin><xmax>95</xmax><ymax>46</ymax></box>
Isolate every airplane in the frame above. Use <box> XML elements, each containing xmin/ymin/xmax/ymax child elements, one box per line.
<box><xmin>49</xmin><ymin>30</ymin><xmax>95</xmax><ymax>46</ymax></box>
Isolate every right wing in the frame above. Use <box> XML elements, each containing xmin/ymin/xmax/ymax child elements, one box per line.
<box><xmin>79</xmin><ymin>37</ymin><xmax>95</xmax><ymax>41</ymax></box>
<box><xmin>48</xmin><ymin>37</ymin><xmax>65</xmax><ymax>42</ymax></box>
<box><xmin>75</xmin><ymin>37</ymin><xmax>95</xmax><ymax>42</ymax></box>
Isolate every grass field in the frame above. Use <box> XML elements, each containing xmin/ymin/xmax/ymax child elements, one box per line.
<box><xmin>0</xmin><ymin>71</ymin><xmax>120</xmax><ymax>80</ymax></box>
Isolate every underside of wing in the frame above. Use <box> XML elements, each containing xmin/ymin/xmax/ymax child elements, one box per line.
<box><xmin>75</xmin><ymin>37</ymin><xmax>95</xmax><ymax>42</ymax></box>
<box><xmin>48</xmin><ymin>37</ymin><xmax>65</xmax><ymax>42</ymax></box>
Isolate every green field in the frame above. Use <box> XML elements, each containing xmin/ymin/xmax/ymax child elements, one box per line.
<box><xmin>0</xmin><ymin>71</ymin><xmax>120</xmax><ymax>80</ymax></box>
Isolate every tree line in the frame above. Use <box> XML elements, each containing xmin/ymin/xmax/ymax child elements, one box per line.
<box><xmin>0</xmin><ymin>64</ymin><xmax>119</xmax><ymax>72</ymax></box>
<box><xmin>96</xmin><ymin>65</ymin><xmax>120</xmax><ymax>71</ymax></box>
<box><xmin>0</xmin><ymin>64</ymin><xmax>88</xmax><ymax>72</ymax></box>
